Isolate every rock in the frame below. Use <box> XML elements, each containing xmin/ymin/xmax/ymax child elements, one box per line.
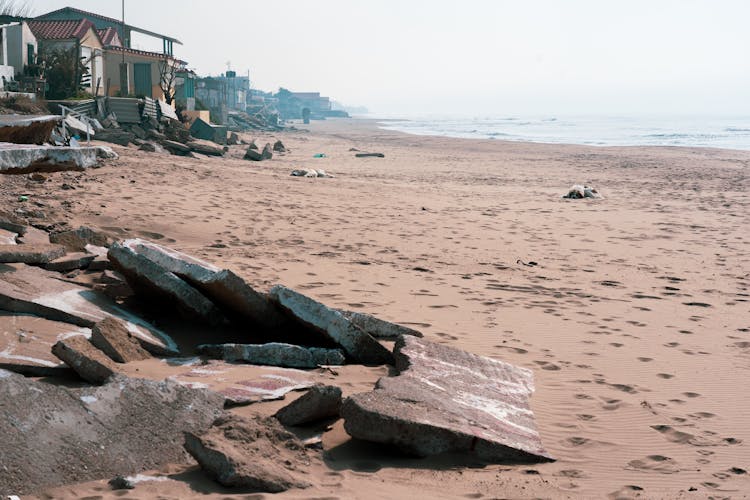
<box><xmin>146</xmin><ymin>129</ymin><xmax>167</xmax><ymax>141</ymax></box>
<box><xmin>0</xmin><ymin>263</ymin><xmax>177</xmax><ymax>355</ymax></box>
<box><xmin>184</xmin><ymin>414</ymin><xmax>311</xmax><ymax>492</ymax></box>
<box><xmin>291</xmin><ymin>168</ymin><xmax>317</xmax><ymax>177</ymax></box>
<box><xmin>355</xmin><ymin>152</ymin><xmax>385</xmax><ymax>158</ymax></box>
<box><xmin>244</xmin><ymin>147</ymin><xmax>263</xmax><ymax>161</ymax></box>
<box><xmin>273</xmin><ymin>140</ymin><xmax>286</xmax><ymax>152</ymax></box>
<box><xmin>0</xmin><ymin>211</ymin><xmax>27</xmax><ymax>235</ymax></box>
<box><xmin>96</xmin><ymin>146</ymin><xmax>118</xmax><ymax>159</ymax></box>
<box><xmin>139</xmin><ymin>142</ymin><xmax>157</xmax><ymax>152</ymax></box>
<box><xmin>0</xmin><ymin>370</ymin><xmax>224</xmax><ymax>495</ymax></box>
<box><xmin>16</xmin><ymin>226</ymin><xmax>49</xmax><ymax>245</ymax></box>
<box><xmin>95</xmin><ymin>130</ymin><xmax>135</xmax><ymax>146</ymax></box>
<box><xmin>108</xmin><ymin>476</ymin><xmax>136</xmax><ymax>490</ymax></box>
<box><xmin>315</xmin><ymin>169</ymin><xmax>333</xmax><ymax>178</ymax></box>
<box><xmin>197</xmin><ymin>343</ymin><xmax>345</xmax><ymax>368</ymax></box>
<box><xmin>187</xmin><ymin>140</ymin><xmax>225</xmax><ymax>157</ymax></box>
<box><xmin>0</xmin><ymin>228</ymin><xmax>17</xmax><ymax>245</ymax></box>
<box><xmin>269</xmin><ymin>286</ymin><xmax>394</xmax><ymax>365</ymax></box>
<box><xmin>160</xmin><ymin>139</ymin><xmax>192</xmax><ymax>155</ymax></box>
<box><xmin>275</xmin><ymin>385</ymin><xmax>342</xmax><ymax>426</ymax></box>
<box><xmin>50</xmin><ymin>226</ymin><xmax>111</xmax><ymax>252</ymax></box>
<box><xmin>115</xmin><ymin>239</ymin><xmax>289</xmax><ymax>330</ymax></box>
<box><xmin>0</xmin><ymin>243</ymin><xmax>66</xmax><ymax>264</ymax></box>
<box><xmin>562</xmin><ymin>184</ymin><xmax>602</xmax><ymax>199</ymax></box>
<box><xmin>227</xmin><ymin>132</ymin><xmax>239</xmax><ymax>145</ymax></box>
<box><xmin>248</xmin><ymin>140</ymin><xmax>259</xmax><ymax>150</ymax></box>
<box><xmin>90</xmin><ymin>317</ymin><xmax>151</xmax><ymax>363</ymax></box>
<box><xmin>51</xmin><ymin>335</ymin><xmax>119</xmax><ymax>384</ymax></box>
<box><xmin>130</xmin><ymin>124</ymin><xmax>147</xmax><ymax>140</ymax></box>
<box><xmin>108</xmin><ymin>241</ymin><xmax>226</xmax><ymax>325</ymax></box>
<box><xmin>88</xmin><ymin>254</ymin><xmax>111</xmax><ymax>271</ymax></box>
<box><xmin>0</xmin><ymin>144</ymin><xmax>99</xmax><ymax>174</ymax></box>
<box><xmin>261</xmin><ymin>143</ymin><xmax>273</xmax><ymax>160</ymax></box>
<box><xmin>341</xmin><ymin>336</ymin><xmax>554</xmax><ymax>462</ymax></box>
<box><xmin>339</xmin><ymin>310</ymin><xmax>423</xmax><ymax>339</ymax></box>
<box><xmin>0</xmin><ymin>114</ymin><xmax>60</xmax><ymax>144</ymax></box>
<box><xmin>43</xmin><ymin>252</ymin><xmax>96</xmax><ymax>272</ymax></box>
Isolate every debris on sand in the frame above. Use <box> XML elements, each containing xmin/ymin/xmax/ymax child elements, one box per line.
<box><xmin>275</xmin><ymin>384</ymin><xmax>343</xmax><ymax>426</ymax></box>
<box><xmin>197</xmin><ymin>342</ymin><xmax>345</xmax><ymax>368</ymax></box>
<box><xmin>290</xmin><ymin>168</ymin><xmax>333</xmax><ymax>178</ymax></box>
<box><xmin>562</xmin><ymin>184</ymin><xmax>602</xmax><ymax>199</ymax></box>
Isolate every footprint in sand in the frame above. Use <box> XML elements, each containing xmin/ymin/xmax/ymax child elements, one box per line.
<box><xmin>626</xmin><ymin>455</ymin><xmax>680</xmax><ymax>474</ymax></box>
<box><xmin>650</xmin><ymin>425</ymin><xmax>720</xmax><ymax>447</ymax></box>
<box><xmin>607</xmin><ymin>485</ymin><xmax>644</xmax><ymax>500</ymax></box>
<box><xmin>657</xmin><ymin>373</ymin><xmax>674</xmax><ymax>379</ymax></box>
<box><xmin>534</xmin><ymin>360</ymin><xmax>561</xmax><ymax>371</ymax></box>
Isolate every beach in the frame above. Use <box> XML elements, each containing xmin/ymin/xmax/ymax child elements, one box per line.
<box><xmin>7</xmin><ymin>118</ymin><xmax>749</xmax><ymax>499</ymax></box>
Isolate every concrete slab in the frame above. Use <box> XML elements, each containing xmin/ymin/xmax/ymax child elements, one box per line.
<box><xmin>196</xmin><ymin>342</ymin><xmax>345</xmax><ymax>368</ymax></box>
<box><xmin>0</xmin><ymin>143</ymin><xmax>98</xmax><ymax>174</ymax></box>
<box><xmin>0</xmin><ymin>228</ymin><xmax>17</xmax><ymax>245</ymax></box>
<box><xmin>341</xmin><ymin>336</ymin><xmax>554</xmax><ymax>462</ymax></box>
<box><xmin>0</xmin><ymin>243</ymin><xmax>66</xmax><ymax>264</ymax></box>
<box><xmin>0</xmin><ymin>263</ymin><xmax>177</xmax><ymax>355</ymax></box>
<box><xmin>0</xmin><ymin>114</ymin><xmax>60</xmax><ymax>144</ymax></box>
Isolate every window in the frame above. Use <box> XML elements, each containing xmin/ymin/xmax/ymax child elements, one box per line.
<box><xmin>27</xmin><ymin>44</ymin><xmax>34</xmax><ymax>66</ymax></box>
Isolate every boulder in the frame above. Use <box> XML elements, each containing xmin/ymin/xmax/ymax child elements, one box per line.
<box><xmin>341</xmin><ymin>336</ymin><xmax>554</xmax><ymax>462</ymax></box>
<box><xmin>0</xmin><ymin>370</ymin><xmax>224</xmax><ymax>495</ymax></box>
<box><xmin>0</xmin><ymin>243</ymin><xmax>66</xmax><ymax>264</ymax></box>
<box><xmin>339</xmin><ymin>310</ymin><xmax>423</xmax><ymax>339</ymax></box>
<box><xmin>227</xmin><ymin>132</ymin><xmax>239</xmax><ymax>145</ymax></box>
<box><xmin>184</xmin><ymin>414</ymin><xmax>311</xmax><ymax>492</ymax></box>
<box><xmin>187</xmin><ymin>140</ymin><xmax>225</xmax><ymax>157</ymax></box>
<box><xmin>90</xmin><ymin>317</ymin><xmax>151</xmax><ymax>363</ymax></box>
<box><xmin>269</xmin><ymin>286</ymin><xmax>394</xmax><ymax>366</ymax></box>
<box><xmin>51</xmin><ymin>335</ymin><xmax>119</xmax><ymax>384</ymax></box>
<box><xmin>197</xmin><ymin>343</ymin><xmax>345</xmax><ymax>368</ymax></box>
<box><xmin>261</xmin><ymin>143</ymin><xmax>273</xmax><ymax>160</ymax></box>
<box><xmin>49</xmin><ymin>226</ymin><xmax>111</xmax><ymax>252</ymax></box>
<box><xmin>273</xmin><ymin>140</ymin><xmax>286</xmax><ymax>152</ymax></box>
<box><xmin>107</xmin><ymin>241</ymin><xmax>226</xmax><ymax>325</ymax></box>
<box><xmin>113</xmin><ymin>239</ymin><xmax>289</xmax><ymax>330</ymax></box>
<box><xmin>43</xmin><ymin>252</ymin><xmax>96</xmax><ymax>272</ymax></box>
<box><xmin>355</xmin><ymin>152</ymin><xmax>385</xmax><ymax>158</ymax></box>
<box><xmin>244</xmin><ymin>147</ymin><xmax>263</xmax><ymax>161</ymax></box>
<box><xmin>275</xmin><ymin>385</ymin><xmax>342</xmax><ymax>426</ymax></box>
<box><xmin>95</xmin><ymin>130</ymin><xmax>135</xmax><ymax>146</ymax></box>
<box><xmin>0</xmin><ymin>263</ymin><xmax>177</xmax><ymax>355</ymax></box>
<box><xmin>0</xmin><ymin>144</ymin><xmax>99</xmax><ymax>174</ymax></box>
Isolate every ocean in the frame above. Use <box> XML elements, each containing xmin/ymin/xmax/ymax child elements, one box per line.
<box><xmin>374</xmin><ymin>115</ymin><xmax>750</xmax><ymax>150</ymax></box>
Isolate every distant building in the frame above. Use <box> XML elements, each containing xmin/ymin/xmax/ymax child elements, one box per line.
<box><xmin>290</xmin><ymin>92</ymin><xmax>331</xmax><ymax>116</ymax></box>
<box><xmin>0</xmin><ymin>21</ymin><xmax>37</xmax><ymax>87</ymax></box>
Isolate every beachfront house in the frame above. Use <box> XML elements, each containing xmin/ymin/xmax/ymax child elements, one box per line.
<box><xmin>0</xmin><ymin>21</ymin><xmax>37</xmax><ymax>89</ymax></box>
<box><xmin>28</xmin><ymin>19</ymin><xmax>103</xmax><ymax>95</ymax></box>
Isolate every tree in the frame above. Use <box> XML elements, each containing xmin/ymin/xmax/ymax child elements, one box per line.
<box><xmin>0</xmin><ymin>0</ymin><xmax>33</xmax><ymax>17</ymax></box>
<box><xmin>40</xmin><ymin>46</ymin><xmax>90</xmax><ymax>100</ymax></box>
<box><xmin>158</xmin><ymin>56</ymin><xmax>182</xmax><ymax>105</ymax></box>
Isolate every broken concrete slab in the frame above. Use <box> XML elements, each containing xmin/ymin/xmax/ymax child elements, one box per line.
<box><xmin>0</xmin><ymin>243</ymin><xmax>66</xmax><ymax>264</ymax></box>
<box><xmin>187</xmin><ymin>140</ymin><xmax>224</xmax><ymax>157</ymax></box>
<box><xmin>215</xmin><ymin>373</ymin><xmax>315</xmax><ymax>406</ymax></box>
<box><xmin>197</xmin><ymin>342</ymin><xmax>345</xmax><ymax>368</ymax></box>
<box><xmin>243</xmin><ymin>147</ymin><xmax>263</xmax><ymax>161</ymax></box>
<box><xmin>340</xmin><ymin>310</ymin><xmax>423</xmax><ymax>339</ymax></box>
<box><xmin>52</xmin><ymin>335</ymin><xmax>119</xmax><ymax>384</ymax></box>
<box><xmin>17</xmin><ymin>226</ymin><xmax>50</xmax><ymax>245</ymax></box>
<box><xmin>0</xmin><ymin>114</ymin><xmax>60</xmax><ymax>144</ymax></box>
<box><xmin>269</xmin><ymin>285</ymin><xmax>394</xmax><ymax>366</ymax></box>
<box><xmin>0</xmin><ymin>143</ymin><xmax>99</xmax><ymax>174</ymax></box>
<box><xmin>90</xmin><ymin>317</ymin><xmax>151</xmax><ymax>363</ymax></box>
<box><xmin>275</xmin><ymin>385</ymin><xmax>342</xmax><ymax>426</ymax></box>
<box><xmin>113</xmin><ymin>239</ymin><xmax>288</xmax><ymax>330</ymax></box>
<box><xmin>355</xmin><ymin>152</ymin><xmax>385</xmax><ymax>158</ymax></box>
<box><xmin>108</xmin><ymin>241</ymin><xmax>226</xmax><ymax>325</ymax></box>
<box><xmin>0</xmin><ymin>314</ymin><xmax>88</xmax><ymax>376</ymax></box>
<box><xmin>261</xmin><ymin>143</ymin><xmax>274</xmax><ymax>160</ymax></box>
<box><xmin>341</xmin><ymin>336</ymin><xmax>554</xmax><ymax>462</ymax></box>
<box><xmin>0</xmin><ymin>211</ymin><xmax>27</xmax><ymax>235</ymax></box>
<box><xmin>95</xmin><ymin>129</ymin><xmax>134</xmax><ymax>146</ymax></box>
<box><xmin>49</xmin><ymin>226</ymin><xmax>111</xmax><ymax>252</ymax></box>
<box><xmin>0</xmin><ymin>263</ymin><xmax>177</xmax><ymax>355</ymax></box>
<box><xmin>43</xmin><ymin>252</ymin><xmax>96</xmax><ymax>272</ymax></box>
<box><xmin>184</xmin><ymin>414</ymin><xmax>311</xmax><ymax>492</ymax></box>
<box><xmin>0</xmin><ymin>228</ymin><xmax>17</xmax><ymax>245</ymax></box>
<box><xmin>0</xmin><ymin>371</ymin><xmax>224</xmax><ymax>495</ymax></box>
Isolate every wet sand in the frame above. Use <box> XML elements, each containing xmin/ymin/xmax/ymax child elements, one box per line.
<box><xmin>6</xmin><ymin>118</ymin><xmax>750</xmax><ymax>499</ymax></box>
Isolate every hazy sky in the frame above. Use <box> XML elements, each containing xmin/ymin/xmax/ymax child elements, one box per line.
<box><xmin>29</xmin><ymin>0</ymin><xmax>750</xmax><ymax>115</ymax></box>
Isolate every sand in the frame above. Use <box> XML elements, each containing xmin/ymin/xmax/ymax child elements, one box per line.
<box><xmin>3</xmin><ymin>118</ymin><xmax>749</xmax><ymax>499</ymax></box>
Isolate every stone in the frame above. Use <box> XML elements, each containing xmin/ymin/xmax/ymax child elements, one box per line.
<box><xmin>275</xmin><ymin>385</ymin><xmax>342</xmax><ymax>426</ymax></box>
<box><xmin>0</xmin><ymin>243</ymin><xmax>66</xmax><ymax>264</ymax></box>
<box><xmin>339</xmin><ymin>310</ymin><xmax>423</xmax><ymax>339</ymax></box>
<box><xmin>355</xmin><ymin>152</ymin><xmax>385</xmax><ymax>158</ymax></box>
<box><xmin>43</xmin><ymin>252</ymin><xmax>96</xmax><ymax>272</ymax></box>
<box><xmin>248</xmin><ymin>140</ymin><xmax>259</xmax><ymax>150</ymax></box>
<box><xmin>0</xmin><ymin>263</ymin><xmax>177</xmax><ymax>355</ymax></box>
<box><xmin>108</xmin><ymin>241</ymin><xmax>226</xmax><ymax>325</ymax></box>
<box><xmin>244</xmin><ymin>147</ymin><xmax>263</xmax><ymax>161</ymax></box>
<box><xmin>130</xmin><ymin>124</ymin><xmax>147</xmax><ymax>140</ymax></box>
<box><xmin>261</xmin><ymin>143</ymin><xmax>274</xmax><ymax>160</ymax></box>
<box><xmin>0</xmin><ymin>228</ymin><xmax>17</xmax><ymax>245</ymax></box>
<box><xmin>227</xmin><ymin>132</ymin><xmax>239</xmax><ymax>145</ymax></box>
<box><xmin>0</xmin><ymin>114</ymin><xmax>60</xmax><ymax>144</ymax></box>
<box><xmin>15</xmin><ymin>226</ymin><xmax>49</xmax><ymax>245</ymax></box>
<box><xmin>139</xmin><ymin>142</ymin><xmax>157</xmax><ymax>152</ymax></box>
<box><xmin>96</xmin><ymin>146</ymin><xmax>118</xmax><ymax>159</ymax></box>
<box><xmin>184</xmin><ymin>414</ymin><xmax>311</xmax><ymax>492</ymax></box>
<box><xmin>49</xmin><ymin>226</ymin><xmax>111</xmax><ymax>252</ymax></box>
<box><xmin>273</xmin><ymin>140</ymin><xmax>286</xmax><ymax>152</ymax></box>
<box><xmin>0</xmin><ymin>144</ymin><xmax>99</xmax><ymax>174</ymax></box>
<box><xmin>197</xmin><ymin>343</ymin><xmax>345</xmax><ymax>368</ymax></box>
<box><xmin>187</xmin><ymin>140</ymin><xmax>224</xmax><ymax>156</ymax></box>
<box><xmin>90</xmin><ymin>317</ymin><xmax>151</xmax><ymax>363</ymax></box>
<box><xmin>341</xmin><ymin>336</ymin><xmax>554</xmax><ymax>462</ymax></box>
<box><xmin>146</xmin><ymin>129</ymin><xmax>167</xmax><ymax>141</ymax></box>
<box><xmin>269</xmin><ymin>285</ymin><xmax>394</xmax><ymax>366</ymax></box>
<box><xmin>161</xmin><ymin>139</ymin><xmax>192</xmax><ymax>155</ymax></box>
<box><xmin>51</xmin><ymin>335</ymin><xmax>119</xmax><ymax>384</ymax></box>
<box><xmin>0</xmin><ymin>370</ymin><xmax>224</xmax><ymax>495</ymax></box>
<box><xmin>0</xmin><ymin>211</ymin><xmax>27</xmax><ymax>235</ymax></box>
<box><xmin>94</xmin><ymin>129</ymin><xmax>135</xmax><ymax>146</ymax></box>
<box><xmin>114</xmin><ymin>239</ymin><xmax>289</xmax><ymax>330</ymax></box>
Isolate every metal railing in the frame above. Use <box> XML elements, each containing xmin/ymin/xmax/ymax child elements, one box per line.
<box><xmin>58</xmin><ymin>104</ymin><xmax>96</xmax><ymax>145</ymax></box>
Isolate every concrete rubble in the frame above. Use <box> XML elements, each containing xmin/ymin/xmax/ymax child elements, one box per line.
<box><xmin>0</xmin><ymin>143</ymin><xmax>100</xmax><ymax>174</ymax></box>
<box><xmin>341</xmin><ymin>335</ymin><xmax>554</xmax><ymax>462</ymax></box>
<box><xmin>90</xmin><ymin>317</ymin><xmax>152</xmax><ymax>363</ymax></box>
<box><xmin>339</xmin><ymin>310</ymin><xmax>423</xmax><ymax>339</ymax></box>
<box><xmin>184</xmin><ymin>414</ymin><xmax>312</xmax><ymax>492</ymax></box>
<box><xmin>197</xmin><ymin>342</ymin><xmax>345</xmax><ymax>368</ymax></box>
<box><xmin>0</xmin><ymin>115</ymin><xmax>61</xmax><ymax>144</ymax></box>
<box><xmin>275</xmin><ymin>385</ymin><xmax>343</xmax><ymax>426</ymax></box>
<box><xmin>51</xmin><ymin>335</ymin><xmax>120</xmax><ymax>384</ymax></box>
<box><xmin>0</xmin><ymin>243</ymin><xmax>66</xmax><ymax>264</ymax></box>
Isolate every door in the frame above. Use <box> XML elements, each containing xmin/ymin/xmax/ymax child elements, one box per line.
<box><xmin>133</xmin><ymin>63</ymin><xmax>152</xmax><ymax>97</ymax></box>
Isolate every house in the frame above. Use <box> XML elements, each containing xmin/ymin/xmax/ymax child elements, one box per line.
<box><xmin>0</xmin><ymin>21</ymin><xmax>37</xmax><ymax>88</ymax></box>
<box><xmin>28</xmin><ymin>19</ymin><xmax>104</xmax><ymax>95</ymax></box>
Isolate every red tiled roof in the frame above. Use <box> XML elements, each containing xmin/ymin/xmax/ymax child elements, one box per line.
<box><xmin>104</xmin><ymin>45</ymin><xmax>186</xmax><ymax>66</ymax></box>
<box><xmin>97</xmin><ymin>27</ymin><xmax>120</xmax><ymax>46</ymax></box>
<box><xmin>28</xmin><ymin>19</ymin><xmax>95</xmax><ymax>41</ymax></box>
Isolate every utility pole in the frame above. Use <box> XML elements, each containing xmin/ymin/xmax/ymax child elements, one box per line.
<box><xmin>118</xmin><ymin>0</ymin><xmax>128</xmax><ymax>96</ymax></box>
